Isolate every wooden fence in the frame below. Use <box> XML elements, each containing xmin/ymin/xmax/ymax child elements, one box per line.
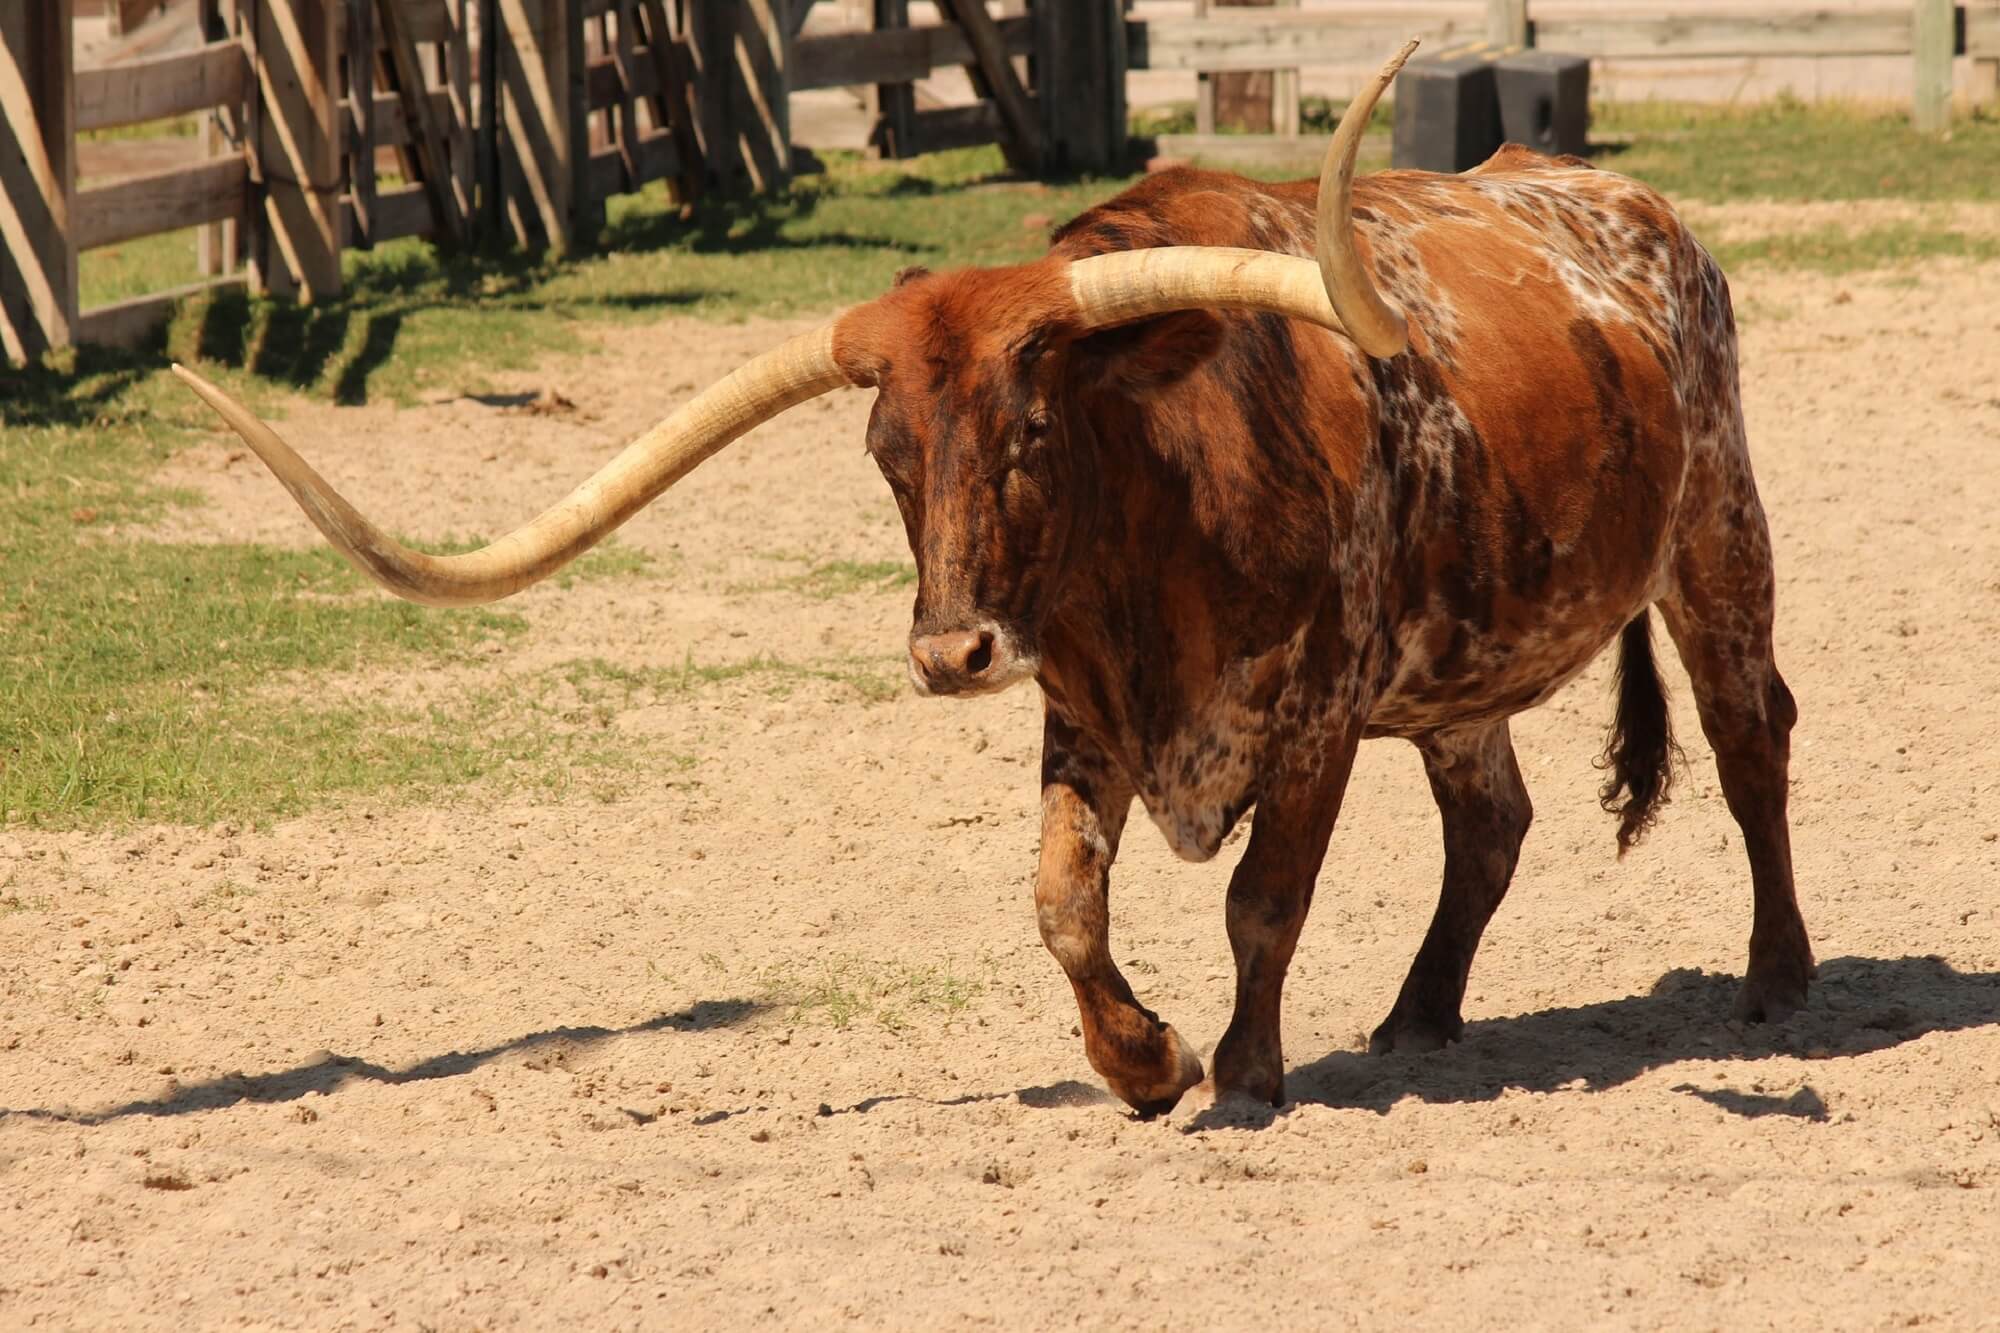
<box><xmin>3</xmin><ymin>0</ymin><xmax>1123</xmax><ymax>362</ymax></box>
<box><xmin>1128</xmin><ymin>0</ymin><xmax>2000</xmax><ymax>167</ymax></box>
<box><xmin>7</xmin><ymin>1</ymin><xmax>1997</xmax><ymax>362</ymax></box>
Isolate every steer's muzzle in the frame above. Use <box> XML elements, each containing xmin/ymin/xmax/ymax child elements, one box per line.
<box><xmin>907</xmin><ymin>623</ymin><xmax>1035</xmax><ymax>697</ymax></box>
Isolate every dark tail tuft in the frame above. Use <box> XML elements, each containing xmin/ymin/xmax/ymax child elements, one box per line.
<box><xmin>1598</xmin><ymin>611</ymin><xmax>1682</xmax><ymax>856</ymax></box>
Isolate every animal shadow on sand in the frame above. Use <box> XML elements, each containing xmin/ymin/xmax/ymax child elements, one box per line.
<box><xmin>0</xmin><ymin>999</ymin><xmax>762</xmax><ymax>1126</ymax></box>
<box><xmin>1183</xmin><ymin>954</ymin><xmax>1999</xmax><ymax>1132</ymax></box>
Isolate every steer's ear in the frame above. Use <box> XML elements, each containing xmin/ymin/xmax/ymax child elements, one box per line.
<box><xmin>1067</xmin><ymin>310</ymin><xmax>1225</xmax><ymax>398</ymax></box>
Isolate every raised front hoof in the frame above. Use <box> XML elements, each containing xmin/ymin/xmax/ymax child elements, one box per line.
<box><xmin>1734</xmin><ymin>967</ymin><xmax>1812</xmax><ymax>1025</ymax></box>
<box><xmin>1368</xmin><ymin>1009</ymin><xmax>1463</xmax><ymax>1056</ymax></box>
<box><xmin>1102</xmin><ymin>1024</ymin><xmax>1206</xmax><ymax>1119</ymax></box>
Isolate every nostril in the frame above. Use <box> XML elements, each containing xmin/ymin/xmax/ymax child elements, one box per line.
<box><xmin>964</xmin><ymin>631</ymin><xmax>994</xmax><ymax>677</ymax></box>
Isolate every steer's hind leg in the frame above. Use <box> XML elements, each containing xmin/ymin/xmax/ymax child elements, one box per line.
<box><xmin>1371</xmin><ymin>722</ymin><xmax>1533</xmax><ymax>1055</ymax></box>
<box><xmin>1037</xmin><ymin>711</ymin><xmax>1203</xmax><ymax>1117</ymax></box>
<box><xmin>1658</xmin><ymin>533</ymin><xmax>1813</xmax><ymax>1023</ymax></box>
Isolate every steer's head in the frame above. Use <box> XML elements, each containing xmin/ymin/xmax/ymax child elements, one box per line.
<box><xmin>164</xmin><ymin>43</ymin><xmax>1419</xmax><ymax>688</ymax></box>
<box><xmin>832</xmin><ymin>262</ymin><xmax>1124</xmax><ymax>696</ymax></box>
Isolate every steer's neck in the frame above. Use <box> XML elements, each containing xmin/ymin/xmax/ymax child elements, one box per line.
<box><xmin>1036</xmin><ymin>382</ymin><xmax>1355</xmax><ymax>758</ymax></box>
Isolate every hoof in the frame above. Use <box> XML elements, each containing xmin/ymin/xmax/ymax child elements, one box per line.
<box><xmin>1104</xmin><ymin>1024</ymin><xmax>1205</xmax><ymax>1117</ymax></box>
<box><xmin>1734</xmin><ymin>970</ymin><xmax>1810</xmax><ymax>1024</ymax></box>
<box><xmin>1368</xmin><ymin>1009</ymin><xmax>1462</xmax><ymax>1056</ymax></box>
<box><xmin>1210</xmin><ymin>1041</ymin><xmax>1286</xmax><ymax>1108</ymax></box>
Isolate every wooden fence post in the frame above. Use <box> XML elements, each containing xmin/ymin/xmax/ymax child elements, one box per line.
<box><xmin>1035</xmin><ymin>0</ymin><xmax>1125</xmax><ymax>173</ymax></box>
<box><xmin>477</xmin><ymin>0</ymin><xmax>501</xmax><ymax>240</ymax></box>
<box><xmin>1912</xmin><ymin>0</ymin><xmax>1954</xmax><ymax>132</ymax></box>
<box><xmin>865</xmin><ymin>0</ymin><xmax>914</xmax><ymax>157</ymax></box>
<box><xmin>198</xmin><ymin>0</ymin><xmax>246</xmax><ymax>276</ymax></box>
<box><xmin>253</xmin><ymin>0</ymin><xmax>343</xmax><ymax>300</ymax></box>
<box><xmin>685</xmin><ymin>0</ymin><xmax>788</xmax><ymax>194</ymax></box>
<box><xmin>1486</xmin><ymin>0</ymin><xmax>1528</xmax><ymax>49</ymax></box>
<box><xmin>446</xmin><ymin>0</ymin><xmax>475</xmax><ymax>225</ymax></box>
<box><xmin>0</xmin><ymin>0</ymin><xmax>77</xmax><ymax>361</ymax></box>
<box><xmin>379</xmin><ymin>0</ymin><xmax>467</xmax><ymax>244</ymax></box>
<box><xmin>347</xmin><ymin>0</ymin><xmax>377</xmax><ymax>248</ymax></box>
<box><xmin>498</xmin><ymin>0</ymin><xmax>586</xmax><ymax>251</ymax></box>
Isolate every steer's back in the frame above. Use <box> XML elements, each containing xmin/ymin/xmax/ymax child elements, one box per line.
<box><xmin>1057</xmin><ymin>148</ymin><xmax>1731</xmax><ymax>734</ymax></box>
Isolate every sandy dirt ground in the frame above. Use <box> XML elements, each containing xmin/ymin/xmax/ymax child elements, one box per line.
<box><xmin>5</xmin><ymin>229</ymin><xmax>2000</xmax><ymax>1329</ymax></box>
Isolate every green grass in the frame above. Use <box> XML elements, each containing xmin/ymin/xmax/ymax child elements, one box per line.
<box><xmin>0</xmin><ymin>357</ymin><xmax>667</xmax><ymax>827</ymax></box>
<box><xmin>1591</xmin><ymin>97</ymin><xmax>2000</xmax><ymax>204</ymax></box>
<box><xmin>561</xmin><ymin>651</ymin><xmax>905</xmax><ymax>707</ymax></box>
<box><xmin>734</xmin><ymin>555</ymin><xmax>918</xmax><ymax>600</ymax></box>
<box><xmin>1709</xmin><ymin>225</ymin><xmax>2000</xmax><ymax>274</ymax></box>
<box><xmin>756</xmin><ymin>955</ymin><xmax>987</xmax><ymax>1032</ymax></box>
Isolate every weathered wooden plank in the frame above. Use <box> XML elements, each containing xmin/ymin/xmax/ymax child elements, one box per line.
<box><xmin>584</xmin><ymin>127</ymin><xmax>681</xmax><ymax>200</ymax></box>
<box><xmin>587</xmin><ymin>48</ymin><xmax>662</xmax><ymax>104</ymax></box>
<box><xmin>1212</xmin><ymin>0</ymin><xmax>1282</xmax><ymax>135</ymax></box>
<box><xmin>609</xmin><ymin>0</ymin><xmax>641</xmax><ymax>193</ymax></box>
<box><xmin>635</xmin><ymin>0</ymin><xmax>702</xmax><ymax>201</ymax></box>
<box><xmin>368</xmin><ymin>0</ymin><xmax>452</xmax><ymax>45</ymax></box>
<box><xmin>0</xmin><ymin>0</ymin><xmax>78</xmax><ymax>359</ymax></box>
<box><xmin>1127</xmin><ymin>10</ymin><xmax>1482</xmax><ymax>72</ymax></box>
<box><xmin>790</xmin><ymin>14</ymin><xmax>1032</xmax><ymax>91</ymax></box>
<box><xmin>347</xmin><ymin>0</ymin><xmax>377</xmax><ymax>246</ymax></box>
<box><xmin>76</xmin><ymin>39</ymin><xmax>248</xmax><ymax>132</ymax></box>
<box><xmin>902</xmin><ymin>96</ymin><xmax>1046</xmax><ymax>156</ymax></box>
<box><xmin>1913</xmin><ymin>0</ymin><xmax>1955</xmax><ymax>130</ymax></box>
<box><xmin>733</xmin><ymin>0</ymin><xmax>790</xmax><ymax>192</ymax></box>
<box><xmin>498</xmin><ymin>0</ymin><xmax>582</xmax><ymax>251</ymax></box>
<box><xmin>936</xmin><ymin>0</ymin><xmax>1040</xmax><ymax>172</ymax></box>
<box><xmin>1970</xmin><ymin>6</ymin><xmax>2000</xmax><ymax>57</ymax></box>
<box><xmin>1272</xmin><ymin>0</ymin><xmax>1300</xmax><ymax>139</ymax></box>
<box><xmin>684</xmin><ymin>0</ymin><xmax>787</xmax><ymax>193</ymax></box>
<box><xmin>866</xmin><ymin>0</ymin><xmax>915</xmax><ymax>157</ymax></box>
<box><xmin>197</xmin><ymin>0</ymin><xmax>241</xmax><ymax>276</ymax></box>
<box><xmin>110</xmin><ymin>0</ymin><xmax>164</xmax><ymax>37</ymax></box>
<box><xmin>1531</xmin><ymin>9</ymin><xmax>1916</xmax><ymax>60</ymax></box>
<box><xmin>446</xmin><ymin>0</ymin><xmax>474</xmax><ymax>231</ymax></box>
<box><xmin>477</xmin><ymin>0</ymin><xmax>499</xmax><ymax>238</ymax></box>
<box><xmin>1036</xmin><ymin>0</ymin><xmax>1124</xmax><ymax>172</ymax></box>
<box><xmin>1148</xmin><ymin>129</ymin><xmax>1392</xmax><ymax>171</ymax></box>
<box><xmin>75</xmin><ymin>157</ymin><xmax>249</xmax><ymax>251</ymax></box>
<box><xmin>342</xmin><ymin>180</ymin><xmax>434</xmax><ymax>243</ymax></box>
<box><xmin>1193</xmin><ymin>0</ymin><xmax>1214</xmax><ymax>135</ymax></box>
<box><xmin>349</xmin><ymin>87</ymin><xmax>455</xmax><ymax>152</ymax></box>
<box><xmin>77</xmin><ymin>274</ymin><xmax>247</xmax><ymax>349</ymax></box>
<box><xmin>377</xmin><ymin>0</ymin><xmax>464</xmax><ymax>242</ymax></box>
<box><xmin>1485</xmin><ymin>0</ymin><xmax>1526</xmax><ymax>49</ymax></box>
<box><xmin>253</xmin><ymin>0</ymin><xmax>342</xmax><ymax>300</ymax></box>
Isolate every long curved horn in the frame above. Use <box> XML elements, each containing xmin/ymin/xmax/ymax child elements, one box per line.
<box><xmin>1063</xmin><ymin>38</ymin><xmax>1417</xmax><ymax>357</ymax></box>
<box><xmin>172</xmin><ymin>41</ymin><xmax>1418</xmax><ymax>610</ymax></box>
<box><xmin>1314</xmin><ymin>37</ymin><xmax>1417</xmax><ymax>356</ymax></box>
<box><xmin>169</xmin><ymin>326</ymin><xmax>848</xmax><ymax>607</ymax></box>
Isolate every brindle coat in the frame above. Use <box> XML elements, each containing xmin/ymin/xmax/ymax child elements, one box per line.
<box><xmin>833</xmin><ymin>146</ymin><xmax>1812</xmax><ymax>1113</ymax></box>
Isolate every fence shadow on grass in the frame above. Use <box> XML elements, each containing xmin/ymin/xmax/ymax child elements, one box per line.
<box><xmin>0</xmin><ymin>997</ymin><xmax>763</xmax><ymax>1126</ymax></box>
<box><xmin>0</xmin><ymin>343</ymin><xmax>163</xmax><ymax>433</ymax></box>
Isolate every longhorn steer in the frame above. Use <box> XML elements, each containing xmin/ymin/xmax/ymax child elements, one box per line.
<box><xmin>172</xmin><ymin>45</ymin><xmax>1812</xmax><ymax>1115</ymax></box>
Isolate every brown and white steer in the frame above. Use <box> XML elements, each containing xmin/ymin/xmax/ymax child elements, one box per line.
<box><xmin>172</xmin><ymin>44</ymin><xmax>1812</xmax><ymax>1115</ymax></box>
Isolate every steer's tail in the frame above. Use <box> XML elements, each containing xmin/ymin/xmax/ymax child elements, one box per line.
<box><xmin>1599</xmin><ymin>611</ymin><xmax>1681</xmax><ymax>856</ymax></box>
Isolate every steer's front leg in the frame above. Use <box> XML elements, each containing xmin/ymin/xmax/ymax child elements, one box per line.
<box><xmin>1038</xmin><ymin>712</ymin><xmax>1204</xmax><ymax>1117</ymax></box>
<box><xmin>1213</xmin><ymin>733</ymin><xmax>1360</xmax><ymax>1106</ymax></box>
